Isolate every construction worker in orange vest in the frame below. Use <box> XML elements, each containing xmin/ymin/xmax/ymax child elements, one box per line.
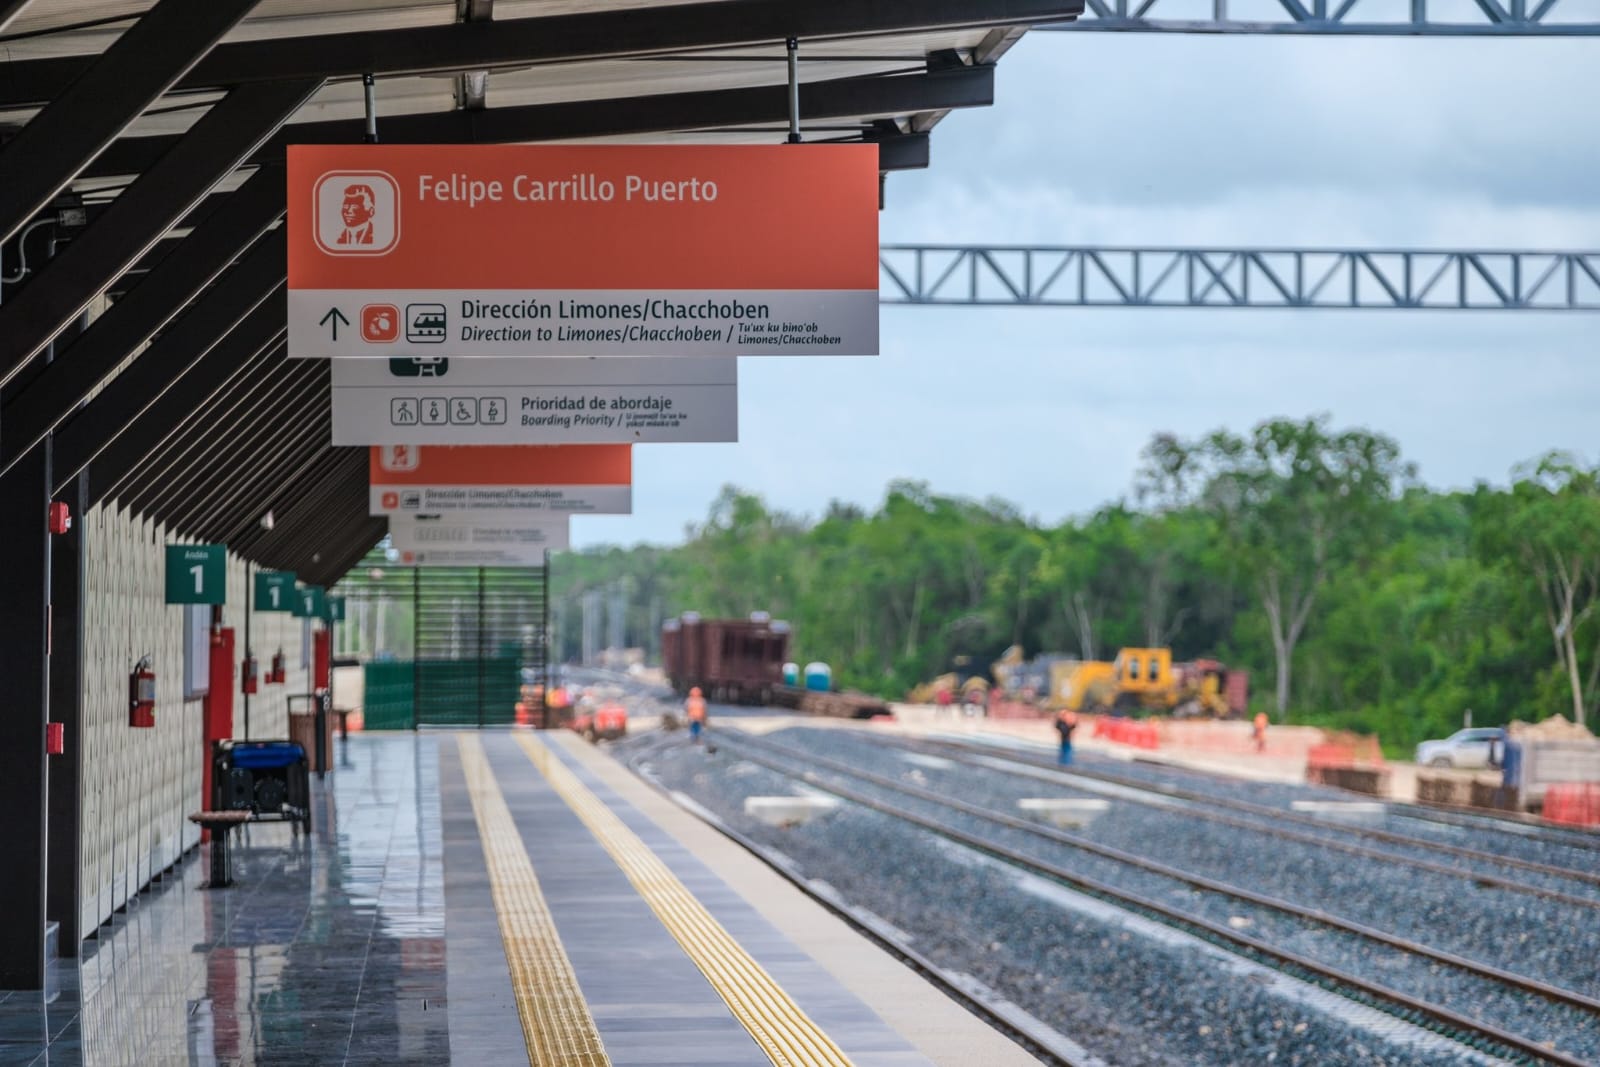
<box><xmin>686</xmin><ymin>687</ymin><xmax>707</xmax><ymax>744</ymax></box>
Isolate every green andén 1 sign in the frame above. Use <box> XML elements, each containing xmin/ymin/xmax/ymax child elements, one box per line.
<box><xmin>165</xmin><ymin>544</ymin><xmax>226</xmax><ymax>605</ymax></box>
<box><xmin>254</xmin><ymin>570</ymin><xmax>298</xmax><ymax>612</ymax></box>
<box><xmin>292</xmin><ymin>584</ymin><xmax>326</xmax><ymax>619</ymax></box>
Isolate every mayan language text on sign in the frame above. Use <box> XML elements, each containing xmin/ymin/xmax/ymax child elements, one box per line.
<box><xmin>287</xmin><ymin>145</ymin><xmax>879</xmax><ymax>358</ymax></box>
<box><xmin>369</xmin><ymin>444</ymin><xmax>630</xmax><ymax>517</ymax></box>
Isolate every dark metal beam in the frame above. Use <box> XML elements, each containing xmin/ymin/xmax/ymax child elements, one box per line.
<box><xmin>177</xmin><ymin>363</ymin><xmax>331</xmax><ymax>537</ymax></box>
<box><xmin>0</xmin><ymin>0</ymin><xmax>1080</xmax><ymax>107</ymax></box>
<box><xmin>110</xmin><ymin>337</ymin><xmax>293</xmax><ymax>514</ymax></box>
<box><xmin>88</xmin><ymin>331</ymin><xmax>283</xmax><ymax>510</ymax></box>
<box><xmin>45</xmin><ymin>469</ymin><xmax>86</xmax><ymax>955</ymax></box>
<box><xmin>0</xmin><ymin>0</ymin><xmax>259</xmax><ymax>242</ymax></box>
<box><xmin>0</xmin><ymin>0</ymin><xmax>37</xmax><ymax>35</ymax></box>
<box><xmin>45</xmin><ymin>237</ymin><xmax>287</xmax><ymax>489</ymax></box>
<box><xmin>86</xmin><ymin>66</ymin><xmax>989</xmax><ymax>179</ymax></box>
<box><xmin>0</xmin><ymin>79</ymin><xmax>318</xmax><ymax>386</ymax></box>
<box><xmin>2</xmin><ymin>170</ymin><xmax>286</xmax><ymax>462</ymax></box>
<box><xmin>0</xmin><ymin>441</ymin><xmax>50</xmax><ymax>987</ymax></box>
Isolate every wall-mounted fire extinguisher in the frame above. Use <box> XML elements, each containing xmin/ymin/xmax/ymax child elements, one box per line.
<box><xmin>129</xmin><ymin>655</ymin><xmax>156</xmax><ymax>728</ymax></box>
<box><xmin>242</xmin><ymin>653</ymin><xmax>259</xmax><ymax>695</ymax></box>
<box><xmin>269</xmin><ymin>649</ymin><xmax>286</xmax><ymax>684</ymax></box>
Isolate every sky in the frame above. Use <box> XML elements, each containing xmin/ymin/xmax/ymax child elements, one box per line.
<box><xmin>572</xmin><ymin>29</ymin><xmax>1600</xmax><ymax>548</ymax></box>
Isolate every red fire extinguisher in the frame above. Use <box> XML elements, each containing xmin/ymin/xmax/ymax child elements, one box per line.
<box><xmin>269</xmin><ymin>649</ymin><xmax>286</xmax><ymax>684</ymax></box>
<box><xmin>129</xmin><ymin>656</ymin><xmax>156</xmax><ymax>728</ymax></box>
<box><xmin>241</xmin><ymin>654</ymin><xmax>259</xmax><ymax>695</ymax></box>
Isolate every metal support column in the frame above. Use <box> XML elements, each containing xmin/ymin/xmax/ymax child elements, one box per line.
<box><xmin>45</xmin><ymin>469</ymin><xmax>86</xmax><ymax>956</ymax></box>
<box><xmin>0</xmin><ymin>439</ymin><xmax>51</xmax><ymax>988</ymax></box>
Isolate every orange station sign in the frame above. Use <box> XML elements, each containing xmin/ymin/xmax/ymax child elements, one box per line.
<box><xmin>369</xmin><ymin>444</ymin><xmax>631</xmax><ymax>516</ymax></box>
<box><xmin>288</xmin><ymin>144</ymin><xmax>879</xmax><ymax>358</ymax></box>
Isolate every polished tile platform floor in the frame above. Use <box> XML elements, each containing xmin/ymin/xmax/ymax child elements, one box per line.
<box><xmin>0</xmin><ymin>733</ymin><xmax>937</xmax><ymax>1067</ymax></box>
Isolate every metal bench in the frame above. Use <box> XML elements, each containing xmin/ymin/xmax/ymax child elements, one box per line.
<box><xmin>187</xmin><ymin>810</ymin><xmax>253</xmax><ymax>888</ymax></box>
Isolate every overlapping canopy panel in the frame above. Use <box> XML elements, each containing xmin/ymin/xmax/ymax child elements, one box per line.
<box><xmin>0</xmin><ymin>0</ymin><xmax>1082</xmax><ymax>585</ymax></box>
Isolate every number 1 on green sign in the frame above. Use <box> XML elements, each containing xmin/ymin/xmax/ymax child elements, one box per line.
<box><xmin>190</xmin><ymin>564</ymin><xmax>204</xmax><ymax>594</ymax></box>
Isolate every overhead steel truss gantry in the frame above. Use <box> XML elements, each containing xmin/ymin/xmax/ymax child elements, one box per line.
<box><xmin>879</xmin><ymin>246</ymin><xmax>1600</xmax><ymax>310</ymax></box>
<box><xmin>1040</xmin><ymin>0</ymin><xmax>1600</xmax><ymax>36</ymax></box>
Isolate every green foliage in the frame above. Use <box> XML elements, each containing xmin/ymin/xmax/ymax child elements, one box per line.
<box><xmin>552</xmin><ymin>424</ymin><xmax>1600</xmax><ymax>742</ymax></box>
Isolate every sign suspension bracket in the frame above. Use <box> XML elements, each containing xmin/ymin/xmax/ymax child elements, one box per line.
<box><xmin>786</xmin><ymin>37</ymin><xmax>801</xmax><ymax>144</ymax></box>
<box><xmin>363</xmin><ymin>73</ymin><xmax>379</xmax><ymax>144</ymax></box>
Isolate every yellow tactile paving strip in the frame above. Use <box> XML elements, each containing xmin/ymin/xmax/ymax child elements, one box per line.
<box><xmin>456</xmin><ymin>733</ymin><xmax>611</xmax><ymax>1067</ymax></box>
<box><xmin>514</xmin><ymin>733</ymin><xmax>857</xmax><ymax>1067</ymax></box>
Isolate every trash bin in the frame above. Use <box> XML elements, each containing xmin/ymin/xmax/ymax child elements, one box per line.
<box><xmin>288</xmin><ymin>695</ymin><xmax>335</xmax><ymax>774</ymax></box>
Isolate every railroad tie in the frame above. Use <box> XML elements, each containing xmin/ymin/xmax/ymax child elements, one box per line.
<box><xmin>514</xmin><ymin>732</ymin><xmax>857</xmax><ymax>1067</ymax></box>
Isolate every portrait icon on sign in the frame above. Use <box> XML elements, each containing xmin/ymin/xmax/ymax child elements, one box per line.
<box><xmin>379</xmin><ymin>445</ymin><xmax>420</xmax><ymax>472</ymax></box>
<box><xmin>313</xmin><ymin>171</ymin><xmax>400</xmax><ymax>256</ymax></box>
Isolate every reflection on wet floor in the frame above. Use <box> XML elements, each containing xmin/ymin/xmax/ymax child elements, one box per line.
<box><xmin>0</xmin><ymin>735</ymin><xmax>453</xmax><ymax>1067</ymax></box>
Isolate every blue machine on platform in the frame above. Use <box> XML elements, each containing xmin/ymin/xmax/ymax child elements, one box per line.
<box><xmin>213</xmin><ymin>740</ymin><xmax>312</xmax><ymax>832</ymax></box>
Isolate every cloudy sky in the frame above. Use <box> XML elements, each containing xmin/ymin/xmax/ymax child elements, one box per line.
<box><xmin>573</xmin><ymin>28</ymin><xmax>1600</xmax><ymax>547</ymax></box>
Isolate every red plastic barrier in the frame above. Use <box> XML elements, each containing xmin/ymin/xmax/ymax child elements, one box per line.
<box><xmin>1093</xmin><ymin>717</ymin><xmax>1160</xmax><ymax>750</ymax></box>
<box><xmin>1543</xmin><ymin>783</ymin><xmax>1600</xmax><ymax>827</ymax></box>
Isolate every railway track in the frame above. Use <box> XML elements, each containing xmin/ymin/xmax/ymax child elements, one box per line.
<box><xmin>620</xmin><ymin>734</ymin><xmax>1108</xmax><ymax>1067</ymax></box>
<box><xmin>713</xmin><ymin>728</ymin><xmax>1600</xmax><ymax>1067</ymax></box>
<box><xmin>1389</xmin><ymin>798</ymin><xmax>1600</xmax><ymax>852</ymax></box>
<box><xmin>894</xmin><ymin>733</ymin><xmax>1600</xmax><ymax>906</ymax></box>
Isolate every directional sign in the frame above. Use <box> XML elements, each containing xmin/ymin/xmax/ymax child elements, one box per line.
<box><xmin>370</xmin><ymin>444</ymin><xmax>630</xmax><ymax>517</ymax></box>
<box><xmin>292</xmin><ymin>585</ymin><xmax>326</xmax><ymax>619</ymax></box>
<box><xmin>389</xmin><ymin>515</ymin><xmax>569</xmax><ymax>565</ymax></box>
<box><xmin>286</xmin><ymin>144</ymin><xmax>879</xmax><ymax>359</ymax></box>
<box><xmin>323</xmin><ymin>595</ymin><xmax>347</xmax><ymax>623</ymax></box>
<box><xmin>331</xmin><ymin>357</ymin><xmax>737</xmax><ymax>445</ymax></box>
<box><xmin>319</xmin><ymin>307</ymin><xmax>350</xmax><ymax>341</ymax></box>
<box><xmin>165</xmin><ymin>544</ymin><xmax>226</xmax><ymax>605</ymax></box>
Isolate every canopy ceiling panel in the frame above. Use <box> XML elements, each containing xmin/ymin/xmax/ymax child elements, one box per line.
<box><xmin>1</xmin><ymin>0</ymin><xmax>1079</xmax><ymax>585</ymax></box>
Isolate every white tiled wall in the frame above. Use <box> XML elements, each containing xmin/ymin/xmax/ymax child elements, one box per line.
<box><xmin>78</xmin><ymin>500</ymin><xmax>318</xmax><ymax>939</ymax></box>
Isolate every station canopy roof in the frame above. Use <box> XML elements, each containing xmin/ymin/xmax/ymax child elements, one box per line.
<box><xmin>0</xmin><ymin>0</ymin><xmax>1082</xmax><ymax>586</ymax></box>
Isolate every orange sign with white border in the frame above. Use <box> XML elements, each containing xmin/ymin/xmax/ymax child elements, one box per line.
<box><xmin>289</xmin><ymin>144</ymin><xmax>879</xmax><ymax>358</ymax></box>
<box><xmin>369</xmin><ymin>444</ymin><xmax>630</xmax><ymax>516</ymax></box>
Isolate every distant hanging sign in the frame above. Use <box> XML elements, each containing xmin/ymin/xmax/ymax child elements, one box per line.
<box><xmin>387</xmin><ymin>515</ymin><xmax>570</xmax><ymax>566</ymax></box>
<box><xmin>286</xmin><ymin>144</ymin><xmax>879</xmax><ymax>358</ymax></box>
<box><xmin>368</xmin><ymin>444</ymin><xmax>631</xmax><ymax>517</ymax></box>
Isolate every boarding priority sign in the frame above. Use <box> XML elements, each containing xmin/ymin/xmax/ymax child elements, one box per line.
<box><xmin>286</xmin><ymin>144</ymin><xmax>879</xmax><ymax>358</ymax></box>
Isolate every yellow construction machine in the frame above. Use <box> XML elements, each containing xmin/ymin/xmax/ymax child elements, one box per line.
<box><xmin>1045</xmin><ymin>648</ymin><xmax>1246</xmax><ymax>718</ymax></box>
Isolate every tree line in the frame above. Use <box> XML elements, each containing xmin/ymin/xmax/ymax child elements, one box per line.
<box><xmin>552</xmin><ymin>416</ymin><xmax>1600</xmax><ymax>750</ymax></box>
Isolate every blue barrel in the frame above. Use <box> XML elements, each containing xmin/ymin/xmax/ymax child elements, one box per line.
<box><xmin>782</xmin><ymin>662</ymin><xmax>800</xmax><ymax>686</ymax></box>
<box><xmin>803</xmin><ymin>662</ymin><xmax>832</xmax><ymax>692</ymax></box>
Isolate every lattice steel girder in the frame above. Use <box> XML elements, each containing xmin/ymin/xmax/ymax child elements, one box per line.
<box><xmin>878</xmin><ymin>246</ymin><xmax>1600</xmax><ymax>310</ymax></box>
<box><xmin>83</xmin><ymin>66</ymin><xmax>983</xmax><ymax>180</ymax></box>
<box><xmin>0</xmin><ymin>0</ymin><xmax>1083</xmax><ymax>109</ymax></box>
<box><xmin>1043</xmin><ymin>0</ymin><xmax>1598</xmax><ymax>35</ymax></box>
<box><xmin>0</xmin><ymin>79</ymin><xmax>319</xmax><ymax>386</ymax></box>
<box><xmin>0</xmin><ymin>0</ymin><xmax>259</xmax><ymax>243</ymax></box>
<box><xmin>1</xmin><ymin>169</ymin><xmax>287</xmax><ymax>462</ymax></box>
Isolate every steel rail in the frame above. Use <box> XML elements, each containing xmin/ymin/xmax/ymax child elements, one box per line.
<box><xmin>717</xmin><ymin>730</ymin><xmax>1596</xmax><ymax>1067</ymax></box>
<box><xmin>915</xmin><ymin>734</ymin><xmax>1600</xmax><ymax>893</ymax></box>
<box><xmin>1391</xmin><ymin>799</ymin><xmax>1600</xmax><ymax>851</ymax></box>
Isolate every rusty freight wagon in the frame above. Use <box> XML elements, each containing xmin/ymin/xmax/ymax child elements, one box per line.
<box><xmin>661</xmin><ymin>612</ymin><xmax>790</xmax><ymax>704</ymax></box>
